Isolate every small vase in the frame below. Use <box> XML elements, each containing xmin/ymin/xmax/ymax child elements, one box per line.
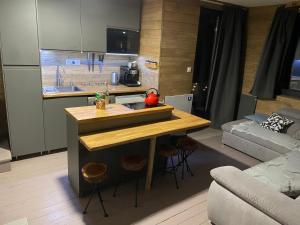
<box><xmin>96</xmin><ymin>99</ymin><xmax>105</xmax><ymax>110</ymax></box>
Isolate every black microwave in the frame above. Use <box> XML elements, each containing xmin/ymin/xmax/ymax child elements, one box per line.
<box><xmin>107</xmin><ymin>28</ymin><xmax>139</xmax><ymax>54</ymax></box>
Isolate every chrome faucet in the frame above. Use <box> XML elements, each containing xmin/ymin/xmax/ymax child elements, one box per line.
<box><xmin>56</xmin><ymin>65</ymin><xmax>63</xmax><ymax>87</ymax></box>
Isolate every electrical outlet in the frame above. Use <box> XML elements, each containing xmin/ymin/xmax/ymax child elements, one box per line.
<box><xmin>187</xmin><ymin>66</ymin><xmax>192</xmax><ymax>73</ymax></box>
<box><xmin>66</xmin><ymin>59</ymin><xmax>81</xmax><ymax>65</ymax></box>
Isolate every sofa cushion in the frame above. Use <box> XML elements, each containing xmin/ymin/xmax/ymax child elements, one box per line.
<box><xmin>244</xmin><ymin>113</ymin><xmax>269</xmax><ymax>123</ymax></box>
<box><xmin>210</xmin><ymin>166</ymin><xmax>300</xmax><ymax>225</ymax></box>
<box><xmin>245</xmin><ymin>151</ymin><xmax>300</xmax><ymax>198</ymax></box>
<box><xmin>287</xmin><ymin>119</ymin><xmax>300</xmax><ymax>140</ymax></box>
<box><xmin>222</xmin><ymin>120</ymin><xmax>300</xmax><ymax>155</ymax></box>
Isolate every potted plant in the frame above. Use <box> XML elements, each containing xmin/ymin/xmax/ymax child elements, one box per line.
<box><xmin>95</xmin><ymin>92</ymin><xmax>106</xmax><ymax>110</ymax></box>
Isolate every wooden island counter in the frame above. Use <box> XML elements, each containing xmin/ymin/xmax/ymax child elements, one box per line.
<box><xmin>65</xmin><ymin>103</ymin><xmax>210</xmax><ymax>196</ymax></box>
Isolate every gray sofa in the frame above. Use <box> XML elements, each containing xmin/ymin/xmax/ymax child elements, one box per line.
<box><xmin>208</xmin><ymin>166</ymin><xmax>300</xmax><ymax>225</ymax></box>
<box><xmin>207</xmin><ymin>108</ymin><xmax>300</xmax><ymax>225</ymax></box>
<box><xmin>221</xmin><ymin>108</ymin><xmax>300</xmax><ymax>162</ymax></box>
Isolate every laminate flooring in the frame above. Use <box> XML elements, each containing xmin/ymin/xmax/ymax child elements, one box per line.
<box><xmin>0</xmin><ymin>128</ymin><xmax>259</xmax><ymax>225</ymax></box>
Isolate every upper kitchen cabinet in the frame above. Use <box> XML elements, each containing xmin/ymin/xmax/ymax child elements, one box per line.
<box><xmin>81</xmin><ymin>0</ymin><xmax>141</xmax><ymax>52</ymax></box>
<box><xmin>37</xmin><ymin>0</ymin><xmax>81</xmax><ymax>51</ymax></box>
<box><xmin>81</xmin><ymin>0</ymin><xmax>107</xmax><ymax>52</ymax></box>
<box><xmin>0</xmin><ymin>0</ymin><xmax>40</xmax><ymax>66</ymax></box>
<box><xmin>105</xmin><ymin>0</ymin><xmax>141</xmax><ymax>30</ymax></box>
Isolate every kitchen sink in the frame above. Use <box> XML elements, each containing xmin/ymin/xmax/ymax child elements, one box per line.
<box><xmin>43</xmin><ymin>86</ymin><xmax>83</xmax><ymax>93</ymax></box>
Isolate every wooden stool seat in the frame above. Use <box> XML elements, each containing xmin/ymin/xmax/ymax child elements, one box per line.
<box><xmin>121</xmin><ymin>155</ymin><xmax>146</xmax><ymax>172</ymax></box>
<box><xmin>177</xmin><ymin>136</ymin><xmax>198</xmax><ymax>152</ymax></box>
<box><xmin>82</xmin><ymin>162</ymin><xmax>107</xmax><ymax>184</ymax></box>
<box><xmin>159</xmin><ymin>144</ymin><xmax>178</xmax><ymax>157</ymax></box>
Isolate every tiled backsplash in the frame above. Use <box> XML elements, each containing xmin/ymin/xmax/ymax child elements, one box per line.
<box><xmin>41</xmin><ymin>50</ymin><xmax>136</xmax><ymax>87</ymax></box>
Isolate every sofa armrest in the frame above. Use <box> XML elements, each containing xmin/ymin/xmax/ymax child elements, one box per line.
<box><xmin>210</xmin><ymin>166</ymin><xmax>300</xmax><ymax>225</ymax></box>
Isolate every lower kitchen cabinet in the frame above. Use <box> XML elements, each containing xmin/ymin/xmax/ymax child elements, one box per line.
<box><xmin>43</xmin><ymin>97</ymin><xmax>88</xmax><ymax>151</ymax></box>
<box><xmin>3</xmin><ymin>67</ymin><xmax>45</xmax><ymax>157</ymax></box>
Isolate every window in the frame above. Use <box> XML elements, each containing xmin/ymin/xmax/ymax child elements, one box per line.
<box><xmin>290</xmin><ymin>59</ymin><xmax>300</xmax><ymax>91</ymax></box>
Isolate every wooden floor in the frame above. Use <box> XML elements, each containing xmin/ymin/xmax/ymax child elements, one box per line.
<box><xmin>0</xmin><ymin>129</ymin><xmax>259</xmax><ymax>225</ymax></box>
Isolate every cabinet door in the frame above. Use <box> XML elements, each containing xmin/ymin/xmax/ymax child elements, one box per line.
<box><xmin>81</xmin><ymin>0</ymin><xmax>108</xmax><ymax>52</ymax></box>
<box><xmin>43</xmin><ymin>97</ymin><xmax>87</xmax><ymax>151</ymax></box>
<box><xmin>81</xmin><ymin>0</ymin><xmax>141</xmax><ymax>52</ymax></box>
<box><xmin>3</xmin><ymin>67</ymin><xmax>45</xmax><ymax>156</ymax></box>
<box><xmin>0</xmin><ymin>0</ymin><xmax>39</xmax><ymax>65</ymax></box>
<box><xmin>37</xmin><ymin>0</ymin><xmax>81</xmax><ymax>51</ymax></box>
<box><xmin>106</xmin><ymin>0</ymin><xmax>141</xmax><ymax>30</ymax></box>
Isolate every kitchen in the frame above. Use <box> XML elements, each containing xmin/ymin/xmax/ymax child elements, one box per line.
<box><xmin>0</xmin><ymin>0</ymin><xmax>211</xmax><ymax>224</ymax></box>
<box><xmin>0</xmin><ymin>0</ymin><xmax>153</xmax><ymax>159</ymax></box>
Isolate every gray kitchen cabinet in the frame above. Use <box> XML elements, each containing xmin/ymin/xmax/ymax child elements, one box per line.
<box><xmin>0</xmin><ymin>0</ymin><xmax>39</xmax><ymax>65</ymax></box>
<box><xmin>105</xmin><ymin>0</ymin><xmax>141</xmax><ymax>30</ymax></box>
<box><xmin>81</xmin><ymin>0</ymin><xmax>141</xmax><ymax>52</ymax></box>
<box><xmin>37</xmin><ymin>0</ymin><xmax>81</xmax><ymax>51</ymax></box>
<box><xmin>43</xmin><ymin>97</ymin><xmax>88</xmax><ymax>151</ymax></box>
<box><xmin>3</xmin><ymin>67</ymin><xmax>45</xmax><ymax>157</ymax></box>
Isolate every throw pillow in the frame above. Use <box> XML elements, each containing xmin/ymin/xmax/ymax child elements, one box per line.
<box><xmin>260</xmin><ymin>113</ymin><xmax>294</xmax><ymax>133</ymax></box>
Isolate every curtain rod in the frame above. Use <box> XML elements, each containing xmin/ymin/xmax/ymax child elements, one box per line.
<box><xmin>200</xmin><ymin>0</ymin><xmax>248</xmax><ymax>10</ymax></box>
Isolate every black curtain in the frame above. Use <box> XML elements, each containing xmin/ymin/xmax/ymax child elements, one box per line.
<box><xmin>251</xmin><ymin>6</ymin><xmax>299</xmax><ymax>99</ymax></box>
<box><xmin>192</xmin><ymin>7</ymin><xmax>222</xmax><ymax>118</ymax></box>
<box><xmin>209</xmin><ymin>6</ymin><xmax>247</xmax><ymax>128</ymax></box>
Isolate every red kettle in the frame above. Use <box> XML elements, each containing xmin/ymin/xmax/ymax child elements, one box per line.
<box><xmin>145</xmin><ymin>88</ymin><xmax>160</xmax><ymax>106</ymax></box>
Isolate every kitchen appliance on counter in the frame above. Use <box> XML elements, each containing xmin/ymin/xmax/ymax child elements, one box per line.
<box><xmin>145</xmin><ymin>88</ymin><xmax>160</xmax><ymax>106</ymax></box>
<box><xmin>111</xmin><ymin>72</ymin><xmax>120</xmax><ymax>85</ymax></box>
<box><xmin>122</xmin><ymin>102</ymin><xmax>165</xmax><ymax>110</ymax></box>
<box><xmin>107</xmin><ymin>28</ymin><xmax>139</xmax><ymax>54</ymax></box>
<box><xmin>120</xmin><ymin>62</ymin><xmax>141</xmax><ymax>87</ymax></box>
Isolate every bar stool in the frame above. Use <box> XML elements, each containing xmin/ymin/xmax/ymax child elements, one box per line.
<box><xmin>177</xmin><ymin>136</ymin><xmax>198</xmax><ymax>179</ymax></box>
<box><xmin>81</xmin><ymin>162</ymin><xmax>109</xmax><ymax>217</ymax></box>
<box><xmin>159</xmin><ymin>144</ymin><xmax>179</xmax><ymax>189</ymax></box>
<box><xmin>113</xmin><ymin>154</ymin><xmax>146</xmax><ymax>207</ymax></box>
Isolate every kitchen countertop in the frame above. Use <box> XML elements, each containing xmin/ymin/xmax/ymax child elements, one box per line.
<box><xmin>79</xmin><ymin>109</ymin><xmax>211</xmax><ymax>151</ymax></box>
<box><xmin>65</xmin><ymin>103</ymin><xmax>174</xmax><ymax>124</ymax></box>
<box><xmin>42</xmin><ymin>84</ymin><xmax>149</xmax><ymax>99</ymax></box>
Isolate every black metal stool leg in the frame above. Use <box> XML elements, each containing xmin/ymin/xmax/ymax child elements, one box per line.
<box><xmin>135</xmin><ymin>175</ymin><xmax>139</xmax><ymax>208</ymax></box>
<box><xmin>181</xmin><ymin>151</ymin><xmax>185</xmax><ymax>180</ymax></box>
<box><xmin>184</xmin><ymin>152</ymin><xmax>194</xmax><ymax>177</ymax></box>
<box><xmin>83</xmin><ymin>185</ymin><xmax>97</xmax><ymax>214</ymax></box>
<box><xmin>97</xmin><ymin>185</ymin><xmax>109</xmax><ymax>217</ymax></box>
<box><xmin>170</xmin><ymin>156</ymin><xmax>179</xmax><ymax>189</ymax></box>
<box><xmin>163</xmin><ymin>157</ymin><xmax>168</xmax><ymax>175</ymax></box>
<box><xmin>113</xmin><ymin>181</ymin><xmax>120</xmax><ymax>197</ymax></box>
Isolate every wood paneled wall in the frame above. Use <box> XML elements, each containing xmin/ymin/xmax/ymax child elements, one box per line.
<box><xmin>139</xmin><ymin>0</ymin><xmax>163</xmax><ymax>89</ymax></box>
<box><xmin>242</xmin><ymin>5</ymin><xmax>300</xmax><ymax>114</ymax></box>
<box><xmin>159</xmin><ymin>0</ymin><xmax>200</xmax><ymax>97</ymax></box>
<box><xmin>139</xmin><ymin>0</ymin><xmax>200</xmax><ymax>96</ymax></box>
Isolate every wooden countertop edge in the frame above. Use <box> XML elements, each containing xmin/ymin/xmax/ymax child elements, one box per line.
<box><xmin>79</xmin><ymin>110</ymin><xmax>211</xmax><ymax>151</ymax></box>
<box><xmin>65</xmin><ymin>104</ymin><xmax>174</xmax><ymax>123</ymax></box>
<box><xmin>43</xmin><ymin>86</ymin><xmax>149</xmax><ymax>99</ymax></box>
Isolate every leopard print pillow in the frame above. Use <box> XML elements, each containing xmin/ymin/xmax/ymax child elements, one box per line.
<box><xmin>260</xmin><ymin>113</ymin><xmax>294</xmax><ymax>133</ymax></box>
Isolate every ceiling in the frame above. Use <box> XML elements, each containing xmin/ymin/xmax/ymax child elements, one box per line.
<box><xmin>219</xmin><ymin>0</ymin><xmax>297</xmax><ymax>7</ymax></box>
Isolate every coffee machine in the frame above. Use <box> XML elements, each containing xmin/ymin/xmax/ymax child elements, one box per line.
<box><xmin>120</xmin><ymin>61</ymin><xmax>141</xmax><ymax>87</ymax></box>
